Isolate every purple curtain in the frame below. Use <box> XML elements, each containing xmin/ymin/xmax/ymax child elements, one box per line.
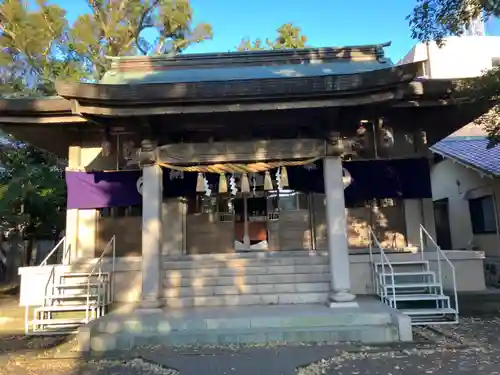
<box><xmin>66</xmin><ymin>158</ymin><xmax>432</xmax><ymax>209</ymax></box>
<box><xmin>66</xmin><ymin>170</ymin><xmax>142</xmax><ymax>209</ymax></box>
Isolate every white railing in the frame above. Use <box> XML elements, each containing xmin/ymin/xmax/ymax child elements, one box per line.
<box><xmin>39</xmin><ymin>236</ymin><xmax>70</xmax><ymax>266</ymax></box>
<box><xmin>419</xmin><ymin>224</ymin><xmax>459</xmax><ymax>315</ymax></box>
<box><xmin>85</xmin><ymin>235</ymin><xmax>116</xmax><ymax>323</ymax></box>
<box><xmin>368</xmin><ymin>227</ymin><xmax>396</xmax><ymax>307</ymax></box>
<box><xmin>25</xmin><ymin>237</ymin><xmax>70</xmax><ymax>335</ymax></box>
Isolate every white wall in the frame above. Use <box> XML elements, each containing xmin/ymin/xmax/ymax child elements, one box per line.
<box><xmin>404</xmin><ymin>198</ymin><xmax>436</xmax><ymax>247</ymax></box>
<box><xmin>399</xmin><ymin>36</ymin><xmax>500</xmax><ymax>79</ymax></box>
<box><xmin>431</xmin><ymin>158</ymin><xmax>500</xmax><ymax>255</ymax></box>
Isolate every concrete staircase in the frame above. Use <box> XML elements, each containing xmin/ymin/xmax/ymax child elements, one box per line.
<box><xmin>162</xmin><ymin>252</ymin><xmax>331</xmax><ymax>308</ymax></box>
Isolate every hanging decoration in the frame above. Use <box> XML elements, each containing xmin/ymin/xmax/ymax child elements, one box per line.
<box><xmin>263</xmin><ymin>171</ymin><xmax>273</xmax><ymax>191</ymax></box>
<box><xmin>229</xmin><ymin>174</ymin><xmax>237</xmax><ymax>195</ymax></box>
<box><xmin>157</xmin><ymin>157</ymin><xmax>319</xmax><ymax>173</ymax></box>
<box><xmin>102</xmin><ymin>140</ymin><xmax>111</xmax><ymax>157</ymax></box>
<box><xmin>251</xmin><ymin>173</ymin><xmax>257</xmax><ymax>195</ymax></box>
<box><xmin>276</xmin><ymin>167</ymin><xmax>282</xmax><ymax>190</ymax></box>
<box><xmin>203</xmin><ymin>175</ymin><xmax>211</xmax><ymax>196</ymax></box>
<box><xmin>158</xmin><ymin>157</ymin><xmax>320</xmax><ymax>195</ymax></box>
<box><xmin>241</xmin><ymin>173</ymin><xmax>250</xmax><ymax>193</ymax></box>
<box><xmin>136</xmin><ymin>177</ymin><xmax>143</xmax><ymax>196</ymax></box>
<box><xmin>218</xmin><ymin>173</ymin><xmax>228</xmax><ymax>194</ymax></box>
<box><xmin>102</xmin><ymin>128</ymin><xmax>112</xmax><ymax>157</ymax></box>
<box><xmin>342</xmin><ymin>168</ymin><xmax>353</xmax><ymax>189</ymax></box>
<box><xmin>196</xmin><ymin>173</ymin><xmax>205</xmax><ymax>192</ymax></box>
<box><xmin>280</xmin><ymin>166</ymin><xmax>289</xmax><ymax>188</ymax></box>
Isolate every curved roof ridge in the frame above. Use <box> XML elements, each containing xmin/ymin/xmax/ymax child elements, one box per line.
<box><xmin>107</xmin><ymin>42</ymin><xmax>392</xmax><ymax>63</ymax></box>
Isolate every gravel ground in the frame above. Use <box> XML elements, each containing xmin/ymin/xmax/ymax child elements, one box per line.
<box><xmin>0</xmin><ymin>316</ymin><xmax>499</xmax><ymax>375</ymax></box>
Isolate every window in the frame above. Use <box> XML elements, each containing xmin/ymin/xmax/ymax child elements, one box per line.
<box><xmin>267</xmin><ymin>190</ymin><xmax>308</xmax><ymax>212</ymax></box>
<box><xmin>187</xmin><ymin>196</ymin><xmax>217</xmax><ymax>215</ymax></box>
<box><xmin>469</xmin><ymin>196</ymin><xmax>497</xmax><ymax>234</ymax></box>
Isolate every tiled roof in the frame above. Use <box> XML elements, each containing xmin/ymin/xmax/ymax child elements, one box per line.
<box><xmin>100</xmin><ymin>43</ymin><xmax>394</xmax><ymax>85</ymax></box>
<box><xmin>100</xmin><ymin>59</ymin><xmax>393</xmax><ymax>85</ymax></box>
<box><xmin>431</xmin><ymin>136</ymin><xmax>500</xmax><ymax>177</ymax></box>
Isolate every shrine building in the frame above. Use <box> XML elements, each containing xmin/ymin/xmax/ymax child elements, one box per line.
<box><xmin>0</xmin><ymin>43</ymin><xmax>489</xmax><ymax>348</ymax></box>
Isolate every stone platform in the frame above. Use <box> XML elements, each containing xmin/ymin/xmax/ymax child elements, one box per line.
<box><xmin>78</xmin><ymin>297</ymin><xmax>412</xmax><ymax>352</ymax></box>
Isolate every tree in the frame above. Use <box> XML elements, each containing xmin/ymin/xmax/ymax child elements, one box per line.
<box><xmin>0</xmin><ymin>0</ymin><xmax>86</xmax><ymax>96</ymax></box>
<box><xmin>408</xmin><ymin>0</ymin><xmax>499</xmax><ymax>44</ymax></box>
<box><xmin>237</xmin><ymin>23</ymin><xmax>308</xmax><ymax>51</ymax></box>
<box><xmin>70</xmin><ymin>0</ymin><xmax>213</xmax><ymax>79</ymax></box>
<box><xmin>0</xmin><ymin>137</ymin><xmax>66</xmax><ymax>265</ymax></box>
<box><xmin>0</xmin><ymin>0</ymin><xmax>213</xmax><ymax>93</ymax></box>
<box><xmin>408</xmin><ymin>0</ymin><xmax>500</xmax><ymax>145</ymax></box>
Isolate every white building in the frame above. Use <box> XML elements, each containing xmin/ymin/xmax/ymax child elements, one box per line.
<box><xmin>401</xmin><ymin>34</ymin><xmax>500</xmax><ymax>286</ymax></box>
<box><xmin>399</xmin><ymin>35</ymin><xmax>500</xmax><ymax>79</ymax></box>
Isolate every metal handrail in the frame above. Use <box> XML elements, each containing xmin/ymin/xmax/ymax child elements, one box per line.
<box><xmin>419</xmin><ymin>224</ymin><xmax>459</xmax><ymax>315</ymax></box>
<box><xmin>368</xmin><ymin>227</ymin><xmax>396</xmax><ymax>306</ymax></box>
<box><xmin>25</xmin><ymin>238</ymin><xmax>70</xmax><ymax>335</ymax></box>
<box><xmin>25</xmin><ymin>265</ymin><xmax>56</xmax><ymax>335</ymax></box>
<box><xmin>40</xmin><ymin>236</ymin><xmax>67</xmax><ymax>266</ymax></box>
<box><xmin>85</xmin><ymin>235</ymin><xmax>116</xmax><ymax>323</ymax></box>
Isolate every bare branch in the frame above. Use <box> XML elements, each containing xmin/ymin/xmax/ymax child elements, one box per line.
<box><xmin>133</xmin><ymin>0</ymin><xmax>161</xmax><ymax>55</ymax></box>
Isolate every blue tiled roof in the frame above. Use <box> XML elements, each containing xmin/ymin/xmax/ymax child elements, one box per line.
<box><xmin>431</xmin><ymin>137</ymin><xmax>500</xmax><ymax>177</ymax></box>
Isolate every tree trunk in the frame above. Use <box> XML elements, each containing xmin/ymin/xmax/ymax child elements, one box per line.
<box><xmin>25</xmin><ymin>236</ymin><xmax>34</xmax><ymax>266</ymax></box>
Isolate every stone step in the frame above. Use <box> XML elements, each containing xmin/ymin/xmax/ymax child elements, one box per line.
<box><xmin>163</xmin><ymin>251</ymin><xmax>328</xmax><ymax>262</ymax></box>
<box><xmin>164</xmin><ymin>272</ymin><xmax>330</xmax><ymax>288</ymax></box>
<box><xmin>163</xmin><ymin>282</ymin><xmax>330</xmax><ymax>298</ymax></box>
<box><xmin>165</xmin><ymin>264</ymin><xmax>330</xmax><ymax>278</ymax></box>
<box><xmin>84</xmin><ymin>304</ymin><xmax>400</xmax><ymax>351</ymax></box>
<box><xmin>89</xmin><ymin>324</ymin><xmax>397</xmax><ymax>350</ymax></box>
<box><xmin>163</xmin><ymin>256</ymin><xmax>329</xmax><ymax>270</ymax></box>
<box><xmin>163</xmin><ymin>292</ymin><xmax>329</xmax><ymax>308</ymax></box>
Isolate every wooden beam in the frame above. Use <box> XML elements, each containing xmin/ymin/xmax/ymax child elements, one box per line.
<box><xmin>152</xmin><ymin>138</ymin><xmax>327</xmax><ymax>164</ymax></box>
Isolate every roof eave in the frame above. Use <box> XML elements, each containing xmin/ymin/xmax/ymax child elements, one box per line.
<box><xmin>430</xmin><ymin>147</ymin><xmax>500</xmax><ymax>179</ymax></box>
<box><xmin>0</xmin><ymin>97</ymin><xmax>72</xmax><ymax>114</ymax></box>
<box><xmin>55</xmin><ymin>62</ymin><xmax>419</xmax><ymax>104</ymax></box>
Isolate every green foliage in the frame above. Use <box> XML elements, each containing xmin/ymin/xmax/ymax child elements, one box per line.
<box><xmin>408</xmin><ymin>0</ymin><xmax>500</xmax><ymax>144</ymax></box>
<box><xmin>0</xmin><ymin>0</ymin><xmax>213</xmax><ymax>88</ymax></box>
<box><xmin>0</xmin><ymin>0</ymin><xmax>90</xmax><ymax>95</ymax></box>
<box><xmin>408</xmin><ymin>0</ymin><xmax>500</xmax><ymax>45</ymax></box>
<box><xmin>0</xmin><ymin>138</ymin><xmax>66</xmax><ymax>239</ymax></box>
<box><xmin>237</xmin><ymin>23</ymin><xmax>308</xmax><ymax>51</ymax></box>
<box><xmin>454</xmin><ymin>66</ymin><xmax>500</xmax><ymax>146</ymax></box>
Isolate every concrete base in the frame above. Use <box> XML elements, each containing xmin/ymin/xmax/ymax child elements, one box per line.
<box><xmin>328</xmin><ymin>301</ymin><xmax>359</xmax><ymax>308</ymax></box>
<box><xmin>78</xmin><ymin>297</ymin><xmax>412</xmax><ymax>352</ymax></box>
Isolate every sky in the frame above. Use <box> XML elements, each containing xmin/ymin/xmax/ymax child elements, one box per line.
<box><xmin>51</xmin><ymin>0</ymin><xmax>500</xmax><ymax>62</ymax></box>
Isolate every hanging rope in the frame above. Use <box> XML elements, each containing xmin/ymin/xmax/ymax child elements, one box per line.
<box><xmin>157</xmin><ymin>157</ymin><xmax>320</xmax><ymax>173</ymax></box>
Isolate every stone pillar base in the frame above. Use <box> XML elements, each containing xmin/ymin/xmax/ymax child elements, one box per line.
<box><xmin>328</xmin><ymin>290</ymin><xmax>358</xmax><ymax>308</ymax></box>
<box><xmin>329</xmin><ymin>290</ymin><xmax>356</xmax><ymax>303</ymax></box>
<box><xmin>328</xmin><ymin>301</ymin><xmax>359</xmax><ymax>308</ymax></box>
